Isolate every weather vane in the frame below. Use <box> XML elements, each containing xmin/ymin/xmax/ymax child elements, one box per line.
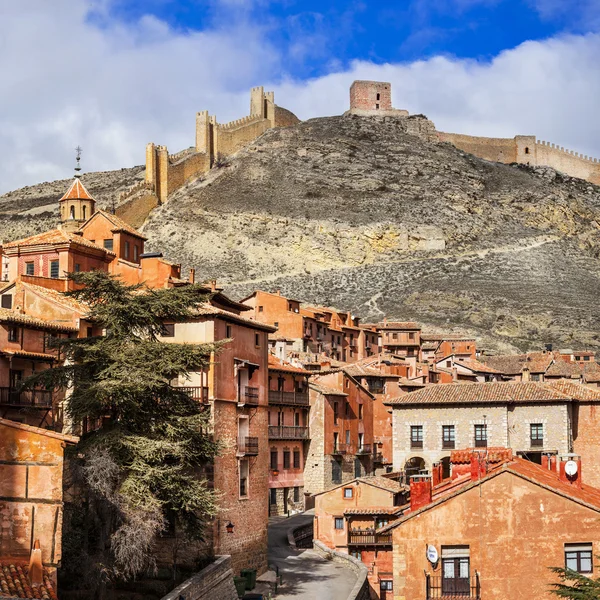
<box><xmin>75</xmin><ymin>146</ymin><xmax>83</xmax><ymax>178</ymax></box>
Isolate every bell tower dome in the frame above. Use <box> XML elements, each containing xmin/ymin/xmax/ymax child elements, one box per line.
<box><xmin>59</xmin><ymin>146</ymin><xmax>96</xmax><ymax>232</ymax></box>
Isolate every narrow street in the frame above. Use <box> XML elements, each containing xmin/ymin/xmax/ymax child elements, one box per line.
<box><xmin>268</xmin><ymin>512</ymin><xmax>358</xmax><ymax>600</ymax></box>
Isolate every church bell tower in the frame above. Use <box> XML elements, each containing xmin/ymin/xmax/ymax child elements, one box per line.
<box><xmin>59</xmin><ymin>146</ymin><xmax>96</xmax><ymax>232</ymax></box>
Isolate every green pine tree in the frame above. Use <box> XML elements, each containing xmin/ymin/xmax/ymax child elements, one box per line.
<box><xmin>24</xmin><ymin>271</ymin><xmax>222</xmax><ymax>591</ymax></box>
<box><xmin>550</xmin><ymin>566</ymin><xmax>600</xmax><ymax>599</ymax></box>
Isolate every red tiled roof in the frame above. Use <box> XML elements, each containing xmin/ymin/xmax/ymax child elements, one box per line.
<box><xmin>545</xmin><ymin>361</ymin><xmax>583</xmax><ymax>378</ymax></box>
<box><xmin>450</xmin><ymin>447</ymin><xmax>513</xmax><ymax>465</ymax></box>
<box><xmin>192</xmin><ymin>303</ymin><xmax>277</xmax><ymax>332</ymax></box>
<box><xmin>0</xmin><ymin>418</ymin><xmax>79</xmax><ymax>443</ymax></box>
<box><xmin>0</xmin><ymin>307</ymin><xmax>78</xmax><ymax>332</ymax></box>
<box><xmin>268</xmin><ymin>355</ymin><xmax>311</xmax><ymax>374</ymax></box>
<box><xmin>22</xmin><ymin>282</ymin><xmax>90</xmax><ymax>314</ymax></box>
<box><xmin>481</xmin><ymin>351</ymin><xmax>554</xmax><ymax>375</ymax></box>
<box><xmin>421</xmin><ymin>333</ymin><xmax>476</xmax><ymax>342</ymax></box>
<box><xmin>1</xmin><ymin>350</ymin><xmax>57</xmax><ymax>361</ymax></box>
<box><xmin>3</xmin><ymin>229</ymin><xmax>112</xmax><ymax>255</ymax></box>
<box><xmin>0</xmin><ymin>562</ymin><xmax>58</xmax><ymax>599</ymax></box>
<box><xmin>455</xmin><ymin>357</ymin><xmax>502</xmax><ymax>374</ymax></box>
<box><xmin>344</xmin><ymin>506</ymin><xmax>404</xmax><ymax>516</ymax></box>
<box><xmin>309</xmin><ymin>382</ymin><xmax>348</xmax><ymax>396</ymax></box>
<box><xmin>377</xmin><ymin>321</ymin><xmax>420</xmax><ymax>330</ymax></box>
<box><xmin>384</xmin><ymin>381</ymin><xmax>572</xmax><ymax>405</ymax></box>
<box><xmin>357</xmin><ymin>476</ymin><xmax>405</xmax><ymax>493</ymax></box>
<box><xmin>546</xmin><ymin>379</ymin><xmax>600</xmax><ymax>402</ymax></box>
<box><xmin>60</xmin><ymin>178</ymin><xmax>94</xmax><ymax>201</ymax></box>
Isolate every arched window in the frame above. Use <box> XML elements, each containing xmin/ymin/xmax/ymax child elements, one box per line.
<box><xmin>82</xmin><ymin>205</ymin><xmax>86</xmax><ymax>220</ymax></box>
<box><xmin>70</xmin><ymin>205</ymin><xmax>75</xmax><ymax>219</ymax></box>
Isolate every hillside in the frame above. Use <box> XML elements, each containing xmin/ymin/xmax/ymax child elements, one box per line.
<box><xmin>3</xmin><ymin>114</ymin><xmax>600</xmax><ymax>351</ymax></box>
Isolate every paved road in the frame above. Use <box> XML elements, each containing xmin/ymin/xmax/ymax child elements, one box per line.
<box><xmin>268</xmin><ymin>512</ymin><xmax>357</xmax><ymax>600</ymax></box>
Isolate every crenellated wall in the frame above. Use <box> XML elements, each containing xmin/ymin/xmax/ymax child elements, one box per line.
<box><xmin>439</xmin><ymin>131</ymin><xmax>600</xmax><ymax>184</ymax></box>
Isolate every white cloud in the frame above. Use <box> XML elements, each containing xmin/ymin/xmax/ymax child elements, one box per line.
<box><xmin>0</xmin><ymin>1</ymin><xmax>599</xmax><ymax>195</ymax></box>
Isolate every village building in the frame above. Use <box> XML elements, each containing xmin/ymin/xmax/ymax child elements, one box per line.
<box><xmin>381</xmin><ymin>449</ymin><xmax>600</xmax><ymax>600</ymax></box>
<box><xmin>420</xmin><ymin>333</ymin><xmax>477</xmax><ymax>362</ymax></box>
<box><xmin>267</xmin><ymin>355</ymin><xmax>311</xmax><ymax>515</ymax></box>
<box><xmin>433</xmin><ymin>354</ymin><xmax>502</xmax><ymax>383</ymax></box>
<box><xmin>313</xmin><ymin>476</ymin><xmax>407</xmax><ymax>599</ymax></box>
<box><xmin>375</xmin><ymin>321</ymin><xmax>421</xmax><ymax>361</ymax></box>
<box><xmin>386</xmin><ymin>380</ymin><xmax>600</xmax><ymax>487</ymax></box>
<box><xmin>0</xmin><ymin>418</ymin><xmax>78</xmax><ymax>595</ymax></box>
<box><xmin>157</xmin><ymin>290</ymin><xmax>276</xmax><ymax>574</ymax></box>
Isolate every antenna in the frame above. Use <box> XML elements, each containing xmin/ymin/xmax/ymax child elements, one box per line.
<box><xmin>74</xmin><ymin>146</ymin><xmax>83</xmax><ymax>179</ymax></box>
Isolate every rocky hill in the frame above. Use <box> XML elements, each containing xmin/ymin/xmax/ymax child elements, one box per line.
<box><xmin>3</xmin><ymin>114</ymin><xmax>600</xmax><ymax>352</ymax></box>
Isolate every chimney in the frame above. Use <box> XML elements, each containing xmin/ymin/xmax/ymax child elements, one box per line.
<box><xmin>432</xmin><ymin>462</ymin><xmax>443</xmax><ymax>487</ymax></box>
<box><xmin>189</xmin><ymin>268</ymin><xmax>195</xmax><ymax>284</ymax></box>
<box><xmin>542</xmin><ymin>453</ymin><xmax>557</xmax><ymax>472</ymax></box>
<box><xmin>276</xmin><ymin>289</ymin><xmax>281</xmax><ymax>296</ymax></box>
<box><xmin>410</xmin><ymin>475</ymin><xmax>432</xmax><ymax>512</ymax></box>
<box><xmin>558</xmin><ymin>454</ymin><xmax>582</xmax><ymax>489</ymax></box>
<box><xmin>28</xmin><ymin>540</ymin><xmax>43</xmax><ymax>586</ymax></box>
<box><xmin>470</xmin><ymin>452</ymin><xmax>487</xmax><ymax>481</ymax></box>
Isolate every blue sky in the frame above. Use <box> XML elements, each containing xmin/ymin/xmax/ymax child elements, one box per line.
<box><xmin>0</xmin><ymin>0</ymin><xmax>599</xmax><ymax>193</ymax></box>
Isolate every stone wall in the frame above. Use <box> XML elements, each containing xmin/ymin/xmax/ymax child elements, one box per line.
<box><xmin>160</xmin><ymin>555</ymin><xmax>238</xmax><ymax>600</ymax></box>
<box><xmin>438</xmin><ymin>132</ymin><xmax>518</xmax><ymax>164</ymax></box>
<box><xmin>312</xmin><ymin>540</ymin><xmax>370</xmax><ymax>600</ymax></box>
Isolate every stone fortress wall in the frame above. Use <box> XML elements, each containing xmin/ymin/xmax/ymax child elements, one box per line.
<box><xmin>350</xmin><ymin>80</ymin><xmax>600</xmax><ymax>186</ymax></box>
<box><xmin>115</xmin><ymin>87</ymin><xmax>300</xmax><ymax>223</ymax></box>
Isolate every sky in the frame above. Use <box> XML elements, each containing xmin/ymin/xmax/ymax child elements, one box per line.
<box><xmin>0</xmin><ymin>0</ymin><xmax>599</xmax><ymax>194</ymax></box>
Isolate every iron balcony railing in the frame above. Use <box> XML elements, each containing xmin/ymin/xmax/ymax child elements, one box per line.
<box><xmin>332</xmin><ymin>443</ymin><xmax>348</xmax><ymax>455</ymax></box>
<box><xmin>238</xmin><ymin>436</ymin><xmax>259</xmax><ymax>455</ymax></box>
<box><xmin>268</xmin><ymin>390</ymin><xmax>309</xmax><ymax>406</ymax></box>
<box><xmin>178</xmin><ymin>386</ymin><xmax>209</xmax><ymax>403</ymax></box>
<box><xmin>356</xmin><ymin>444</ymin><xmax>372</xmax><ymax>455</ymax></box>
<box><xmin>268</xmin><ymin>426</ymin><xmax>309</xmax><ymax>440</ymax></box>
<box><xmin>425</xmin><ymin>572</ymin><xmax>480</xmax><ymax>599</ymax></box>
<box><xmin>0</xmin><ymin>387</ymin><xmax>52</xmax><ymax>408</ymax></box>
<box><xmin>239</xmin><ymin>386</ymin><xmax>259</xmax><ymax>406</ymax></box>
<box><xmin>348</xmin><ymin>529</ymin><xmax>392</xmax><ymax>546</ymax></box>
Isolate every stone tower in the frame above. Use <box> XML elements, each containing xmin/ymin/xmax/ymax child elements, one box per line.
<box><xmin>350</xmin><ymin>81</ymin><xmax>393</xmax><ymax>111</ymax></box>
<box><xmin>59</xmin><ymin>149</ymin><xmax>96</xmax><ymax>232</ymax></box>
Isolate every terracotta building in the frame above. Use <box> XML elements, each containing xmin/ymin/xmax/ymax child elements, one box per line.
<box><xmin>376</xmin><ymin>321</ymin><xmax>421</xmax><ymax>360</ymax></box>
<box><xmin>313</xmin><ymin>476</ymin><xmax>406</xmax><ymax>599</ymax></box>
<box><xmin>0</xmin><ymin>418</ymin><xmax>78</xmax><ymax>594</ymax></box>
<box><xmin>158</xmin><ymin>289</ymin><xmax>276</xmax><ymax>574</ymax></box>
<box><xmin>420</xmin><ymin>333</ymin><xmax>477</xmax><ymax>362</ymax></box>
<box><xmin>382</xmin><ymin>450</ymin><xmax>600</xmax><ymax>600</ymax></box>
<box><xmin>267</xmin><ymin>355</ymin><xmax>311</xmax><ymax>515</ymax></box>
<box><xmin>433</xmin><ymin>354</ymin><xmax>501</xmax><ymax>383</ymax></box>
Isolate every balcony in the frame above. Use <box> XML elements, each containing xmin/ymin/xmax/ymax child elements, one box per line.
<box><xmin>411</xmin><ymin>440</ymin><xmax>424</xmax><ymax>450</ymax></box>
<box><xmin>238</xmin><ymin>386</ymin><xmax>259</xmax><ymax>407</ymax></box>
<box><xmin>474</xmin><ymin>439</ymin><xmax>487</xmax><ymax>448</ymax></box>
<box><xmin>442</xmin><ymin>440</ymin><xmax>456</xmax><ymax>450</ymax></box>
<box><xmin>269</xmin><ymin>426</ymin><xmax>309</xmax><ymax>440</ymax></box>
<box><xmin>373</xmin><ymin>451</ymin><xmax>384</xmax><ymax>463</ymax></box>
<box><xmin>238</xmin><ymin>436</ymin><xmax>259</xmax><ymax>455</ymax></box>
<box><xmin>356</xmin><ymin>444</ymin><xmax>372</xmax><ymax>455</ymax></box>
<box><xmin>0</xmin><ymin>387</ymin><xmax>52</xmax><ymax>408</ymax></box>
<box><xmin>426</xmin><ymin>573</ymin><xmax>480</xmax><ymax>599</ymax></box>
<box><xmin>332</xmin><ymin>444</ymin><xmax>348</xmax><ymax>455</ymax></box>
<box><xmin>347</xmin><ymin>529</ymin><xmax>392</xmax><ymax>546</ymax></box>
<box><xmin>178</xmin><ymin>386</ymin><xmax>209</xmax><ymax>403</ymax></box>
<box><xmin>531</xmin><ymin>437</ymin><xmax>544</xmax><ymax>447</ymax></box>
<box><xmin>268</xmin><ymin>390</ymin><xmax>309</xmax><ymax>406</ymax></box>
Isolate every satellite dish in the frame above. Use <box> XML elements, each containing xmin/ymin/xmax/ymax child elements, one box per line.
<box><xmin>565</xmin><ymin>460</ymin><xmax>578</xmax><ymax>477</ymax></box>
<box><xmin>426</xmin><ymin>545</ymin><xmax>439</xmax><ymax>564</ymax></box>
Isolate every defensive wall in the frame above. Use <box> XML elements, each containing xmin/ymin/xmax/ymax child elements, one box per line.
<box><xmin>116</xmin><ymin>87</ymin><xmax>300</xmax><ymax>221</ymax></box>
<box><xmin>438</xmin><ymin>131</ymin><xmax>600</xmax><ymax>185</ymax></box>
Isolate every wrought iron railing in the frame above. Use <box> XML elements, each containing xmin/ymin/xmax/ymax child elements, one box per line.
<box><xmin>332</xmin><ymin>443</ymin><xmax>348</xmax><ymax>455</ymax></box>
<box><xmin>238</xmin><ymin>436</ymin><xmax>259</xmax><ymax>455</ymax></box>
<box><xmin>0</xmin><ymin>387</ymin><xmax>52</xmax><ymax>408</ymax></box>
<box><xmin>268</xmin><ymin>426</ymin><xmax>309</xmax><ymax>440</ymax></box>
<box><xmin>268</xmin><ymin>390</ymin><xmax>309</xmax><ymax>406</ymax></box>
<box><xmin>425</xmin><ymin>572</ymin><xmax>480</xmax><ymax>599</ymax></box>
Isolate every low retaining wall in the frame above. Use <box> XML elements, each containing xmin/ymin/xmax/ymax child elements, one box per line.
<box><xmin>312</xmin><ymin>540</ymin><xmax>371</xmax><ymax>600</ymax></box>
<box><xmin>160</xmin><ymin>555</ymin><xmax>238</xmax><ymax>600</ymax></box>
<box><xmin>288</xmin><ymin>521</ymin><xmax>314</xmax><ymax>550</ymax></box>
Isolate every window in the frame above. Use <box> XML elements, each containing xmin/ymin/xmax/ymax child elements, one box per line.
<box><xmin>226</xmin><ymin>325</ymin><xmax>232</xmax><ymax>338</ymax></box>
<box><xmin>70</xmin><ymin>205</ymin><xmax>75</xmax><ymax>219</ymax></box>
<box><xmin>124</xmin><ymin>241</ymin><xmax>130</xmax><ymax>259</ymax></box>
<box><xmin>294</xmin><ymin>412</ymin><xmax>300</xmax><ymax>427</ymax></box>
<box><xmin>293</xmin><ymin>486</ymin><xmax>300</xmax><ymax>503</ymax></box>
<box><xmin>345</xmin><ymin>429</ymin><xmax>351</xmax><ymax>445</ymax></box>
<box><xmin>343</xmin><ymin>488</ymin><xmax>353</xmax><ymax>499</ymax></box>
<box><xmin>274</xmin><ymin>321</ymin><xmax>279</xmax><ymax>328</ymax></box>
<box><xmin>334</xmin><ymin>517</ymin><xmax>344</xmax><ymax>530</ymax></box>
<box><xmin>376</xmin><ymin>518</ymin><xmax>389</xmax><ymax>529</ymax></box>
<box><xmin>1</xmin><ymin>295</ymin><xmax>12</xmax><ymax>309</ymax></box>
<box><xmin>358</xmin><ymin>404</ymin><xmax>363</xmax><ymax>420</ymax></box>
<box><xmin>525</xmin><ymin>147</ymin><xmax>530</xmax><ymax>154</ymax></box>
<box><xmin>134</xmin><ymin>245</ymin><xmax>139</xmax><ymax>261</ymax></box>
<box><xmin>565</xmin><ymin>543</ymin><xmax>593</xmax><ymax>574</ymax></box>
<box><xmin>293</xmin><ymin>449</ymin><xmax>301</xmax><ymax>469</ymax></box>
<box><xmin>86</xmin><ymin>327</ymin><xmax>93</xmax><ymax>337</ymax></box>
<box><xmin>380</xmin><ymin>581</ymin><xmax>393</xmax><ymax>592</ymax></box>
<box><xmin>255</xmin><ymin>333</ymin><xmax>260</xmax><ymax>347</ymax></box>
<box><xmin>161</xmin><ymin>323</ymin><xmax>175</xmax><ymax>337</ymax></box>
<box><xmin>411</xmin><ymin>425</ymin><xmax>423</xmax><ymax>449</ymax></box>
<box><xmin>270</xmin><ymin>450</ymin><xmax>278</xmax><ymax>470</ymax></box>
<box><xmin>333</xmin><ymin>402</ymin><xmax>339</xmax><ymax>425</ymax></box>
<box><xmin>409</xmin><ymin>332</ymin><xmax>415</xmax><ymax>340</ymax></box>
<box><xmin>474</xmin><ymin>424</ymin><xmax>487</xmax><ymax>447</ymax></box>
<box><xmin>25</xmin><ymin>262</ymin><xmax>34</xmax><ymax>276</ymax></box>
<box><xmin>376</xmin><ymin>92</ymin><xmax>381</xmax><ymax>101</ymax></box>
<box><xmin>392</xmin><ymin>333</ymin><xmax>398</xmax><ymax>340</ymax></box>
<box><xmin>375</xmin><ymin>103</ymin><xmax>380</xmax><ymax>109</ymax></box>
<box><xmin>258</xmin><ymin>306</ymin><xmax>263</xmax><ymax>312</ymax></box>
<box><xmin>270</xmin><ymin>488</ymin><xmax>277</xmax><ymax>504</ymax></box>
<box><xmin>442</xmin><ymin>425</ymin><xmax>455</xmax><ymax>449</ymax></box>
<box><xmin>333</xmin><ymin>432</ymin><xmax>339</xmax><ymax>451</ymax></box>
<box><xmin>74</xmin><ymin>263</ymin><xmax>81</xmax><ymax>273</ymax></box>
<box><xmin>332</xmin><ymin>459</ymin><xmax>342</xmax><ymax>483</ymax></box>
<box><xmin>350</xmin><ymin>550</ymin><xmax>362</xmax><ymax>560</ymax></box>
<box><xmin>584</xmin><ymin>356</ymin><xmax>591</xmax><ymax>362</ymax></box>
<box><xmin>345</xmin><ymin>401</ymin><xmax>350</xmax><ymax>417</ymax></box>
<box><xmin>103</xmin><ymin>239</ymin><xmax>114</xmax><ymax>251</ymax></box>
<box><xmin>82</xmin><ymin>205</ymin><xmax>87</xmax><ymax>220</ymax></box>
<box><xmin>239</xmin><ymin>459</ymin><xmax>249</xmax><ymax>498</ymax></box>
<box><xmin>50</xmin><ymin>260</ymin><xmax>59</xmax><ymax>279</ymax></box>
<box><xmin>446</xmin><ymin>360</ymin><xmax>452</xmax><ymax>368</ymax></box>
<box><xmin>530</xmin><ymin>373</ymin><xmax>540</xmax><ymax>382</ymax></box>
<box><xmin>8</xmin><ymin>326</ymin><xmax>18</xmax><ymax>343</ymax></box>
<box><xmin>442</xmin><ymin>546</ymin><xmax>470</xmax><ymax>595</ymax></box>
<box><xmin>530</xmin><ymin>423</ymin><xmax>544</xmax><ymax>447</ymax></box>
<box><xmin>283</xmin><ymin>450</ymin><xmax>290</xmax><ymax>469</ymax></box>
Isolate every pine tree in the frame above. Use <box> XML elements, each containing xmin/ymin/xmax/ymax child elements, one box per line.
<box><xmin>24</xmin><ymin>271</ymin><xmax>222</xmax><ymax>590</ymax></box>
<box><xmin>549</xmin><ymin>566</ymin><xmax>600</xmax><ymax>599</ymax></box>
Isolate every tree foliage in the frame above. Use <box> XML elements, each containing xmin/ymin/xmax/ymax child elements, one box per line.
<box><xmin>24</xmin><ymin>271</ymin><xmax>222</xmax><ymax>588</ymax></box>
<box><xmin>549</xmin><ymin>566</ymin><xmax>600</xmax><ymax>599</ymax></box>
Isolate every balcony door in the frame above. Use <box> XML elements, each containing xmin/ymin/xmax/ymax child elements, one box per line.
<box><xmin>442</xmin><ymin>556</ymin><xmax>470</xmax><ymax>595</ymax></box>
